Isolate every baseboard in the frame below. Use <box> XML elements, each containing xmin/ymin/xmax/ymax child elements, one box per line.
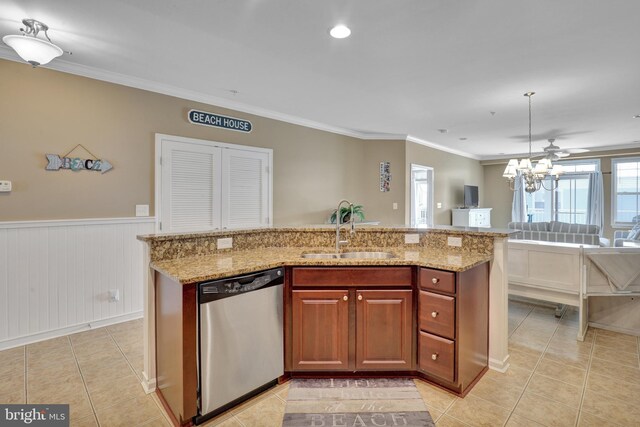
<box><xmin>489</xmin><ymin>354</ymin><xmax>510</xmax><ymax>373</ymax></box>
<box><xmin>142</xmin><ymin>371</ymin><xmax>157</xmax><ymax>394</ymax></box>
<box><xmin>0</xmin><ymin>311</ymin><xmax>143</xmax><ymax>350</ymax></box>
<box><xmin>588</xmin><ymin>321</ymin><xmax>640</xmax><ymax>337</ymax></box>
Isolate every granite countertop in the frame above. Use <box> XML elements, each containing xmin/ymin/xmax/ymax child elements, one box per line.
<box><xmin>151</xmin><ymin>246</ymin><xmax>492</xmax><ymax>285</ymax></box>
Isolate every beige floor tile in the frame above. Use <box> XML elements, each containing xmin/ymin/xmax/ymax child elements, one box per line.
<box><xmin>542</xmin><ymin>345</ymin><xmax>590</xmax><ymax>370</ymax></box>
<box><xmin>28</xmin><ymin>359</ymin><xmax>80</xmax><ymax>385</ymax></box>
<box><xmin>484</xmin><ymin>364</ymin><xmax>533</xmax><ymax>389</ymax></box>
<box><xmin>548</xmin><ymin>334</ymin><xmax>593</xmax><ymax>354</ymax></box>
<box><xmin>72</xmin><ymin>337</ymin><xmax>119</xmax><ymax>359</ymax></box>
<box><xmin>513</xmin><ymin>391</ymin><xmax>578</xmax><ymax>427</ymax></box>
<box><xmin>27</xmin><ymin>336</ymin><xmax>71</xmax><ymax>353</ymax></box>
<box><xmin>0</xmin><ymin>355</ymin><xmax>24</xmax><ymax>378</ymax></box>
<box><xmin>75</xmin><ymin>345</ymin><xmax>124</xmax><ymax>365</ymax></box>
<box><xmin>106</xmin><ymin>319</ymin><xmax>142</xmax><ymax>334</ymax></box>
<box><xmin>28</xmin><ymin>388</ymin><xmax>94</xmax><ymax>420</ymax></box>
<box><xmin>429</xmin><ymin>408</ymin><xmax>443</xmax><ymax>422</ymax></box>
<box><xmin>594</xmin><ymin>334</ymin><xmax>639</xmax><ymax>353</ymax></box>
<box><xmin>138</xmin><ymin>416</ymin><xmax>173</xmax><ymax>427</ymax></box>
<box><xmin>207</xmin><ymin>416</ymin><xmax>244</xmax><ymax>427</ymax></box>
<box><xmin>535</xmin><ymin>357</ymin><xmax>586</xmax><ymax>387</ymax></box>
<box><xmin>69</xmin><ymin>328</ymin><xmax>109</xmax><ymax>345</ymax></box>
<box><xmin>86</xmin><ymin>373</ymin><xmax>146</xmax><ymax>410</ymax></box>
<box><xmin>585</xmin><ymin>371</ymin><xmax>640</xmax><ymax>404</ymax></box>
<box><xmin>581</xmin><ymin>389</ymin><xmax>640</xmax><ymax>426</ymax></box>
<box><xmin>0</xmin><ymin>346</ymin><xmax>25</xmax><ymax>364</ymax></box>
<box><xmin>511</xmin><ymin>327</ymin><xmax>555</xmax><ymax>343</ymax></box>
<box><xmin>592</xmin><ymin>345</ymin><xmax>639</xmax><ymax>368</ymax></box>
<box><xmin>95</xmin><ymin>394</ymin><xmax>161</xmax><ymax>427</ymax></box>
<box><xmin>469</xmin><ymin>375</ymin><xmax>524</xmax><ymax>410</ymax></box>
<box><xmin>80</xmin><ymin>360</ymin><xmax>136</xmax><ymax>385</ymax></box>
<box><xmin>505</xmin><ymin>413</ymin><xmax>546</xmax><ymax>426</ymax></box>
<box><xmin>594</xmin><ymin>328</ymin><xmax>638</xmax><ymax>342</ymax></box>
<box><xmin>445</xmin><ymin>394</ymin><xmax>510</xmax><ymax>426</ymax></box>
<box><xmin>508</xmin><ymin>348</ymin><xmax>541</xmax><ymax>371</ymax></box>
<box><xmin>414</xmin><ymin>379</ymin><xmax>458</xmax><ymax>412</ymax></box>
<box><xmin>589</xmin><ymin>357</ymin><xmax>640</xmax><ymax>384</ymax></box>
<box><xmin>0</xmin><ymin>372</ymin><xmax>25</xmax><ymax>404</ymax></box>
<box><xmin>272</xmin><ymin>381</ymin><xmax>290</xmax><ymax>401</ymax></box>
<box><xmin>229</xmin><ymin>388</ymin><xmax>277</xmax><ymax>416</ymax></box>
<box><xmin>509</xmin><ymin>334</ymin><xmax>549</xmax><ymax>353</ymax></box>
<box><xmin>28</xmin><ymin>374</ymin><xmax>86</xmax><ymax>400</ymax></box>
<box><xmin>234</xmin><ymin>394</ymin><xmax>285</xmax><ymax>427</ymax></box>
<box><xmin>436</xmin><ymin>415</ymin><xmax>471</xmax><ymax>426</ymax></box>
<box><xmin>70</xmin><ymin>414</ymin><xmax>98</xmax><ymax>427</ymax></box>
<box><xmin>200</xmin><ymin>409</ymin><xmax>237</xmax><ymax>426</ymax></box>
<box><xmin>27</xmin><ymin>347</ymin><xmax>76</xmax><ymax>366</ymax></box>
<box><xmin>577</xmin><ymin>411</ymin><xmax>622</xmax><ymax>427</ymax></box>
<box><xmin>525</xmin><ymin>373</ymin><xmax>583</xmax><ymax>408</ymax></box>
<box><xmin>509</xmin><ymin>341</ymin><xmax>545</xmax><ymax>357</ymax></box>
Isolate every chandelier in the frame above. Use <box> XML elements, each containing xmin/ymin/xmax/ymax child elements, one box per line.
<box><xmin>2</xmin><ymin>19</ymin><xmax>63</xmax><ymax>67</ymax></box>
<box><xmin>503</xmin><ymin>92</ymin><xmax>563</xmax><ymax>193</ymax></box>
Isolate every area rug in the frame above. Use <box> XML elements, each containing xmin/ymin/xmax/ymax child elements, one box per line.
<box><xmin>282</xmin><ymin>378</ymin><xmax>434</xmax><ymax>426</ymax></box>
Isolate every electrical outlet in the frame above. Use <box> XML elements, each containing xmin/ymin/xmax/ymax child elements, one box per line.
<box><xmin>447</xmin><ymin>236</ymin><xmax>462</xmax><ymax>247</ymax></box>
<box><xmin>0</xmin><ymin>181</ymin><xmax>12</xmax><ymax>192</ymax></box>
<box><xmin>109</xmin><ymin>289</ymin><xmax>120</xmax><ymax>302</ymax></box>
<box><xmin>135</xmin><ymin>204</ymin><xmax>149</xmax><ymax>217</ymax></box>
<box><xmin>392</xmin><ymin>202</ymin><xmax>398</xmax><ymax>210</ymax></box>
<box><xmin>217</xmin><ymin>237</ymin><xmax>233</xmax><ymax>249</ymax></box>
<box><xmin>405</xmin><ymin>234</ymin><xmax>420</xmax><ymax>244</ymax></box>
<box><xmin>436</xmin><ymin>202</ymin><xmax>442</xmax><ymax>209</ymax></box>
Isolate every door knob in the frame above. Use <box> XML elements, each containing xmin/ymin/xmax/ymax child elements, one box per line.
<box><xmin>431</xmin><ymin>311</ymin><xmax>438</xmax><ymax>318</ymax></box>
<box><xmin>343</xmin><ymin>295</ymin><xmax>348</xmax><ymax>301</ymax></box>
<box><xmin>431</xmin><ymin>277</ymin><xmax>439</xmax><ymax>285</ymax></box>
<box><xmin>431</xmin><ymin>353</ymin><xmax>439</xmax><ymax>360</ymax></box>
<box><xmin>358</xmin><ymin>294</ymin><xmax>363</xmax><ymax>301</ymax></box>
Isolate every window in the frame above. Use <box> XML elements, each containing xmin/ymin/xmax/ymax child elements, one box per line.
<box><xmin>612</xmin><ymin>157</ymin><xmax>640</xmax><ymax>226</ymax></box>
<box><xmin>410</xmin><ymin>164</ymin><xmax>434</xmax><ymax>228</ymax></box>
<box><xmin>525</xmin><ymin>160</ymin><xmax>599</xmax><ymax>224</ymax></box>
<box><xmin>156</xmin><ymin>134</ymin><xmax>273</xmax><ymax>233</ymax></box>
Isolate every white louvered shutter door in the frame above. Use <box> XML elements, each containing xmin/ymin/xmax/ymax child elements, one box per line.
<box><xmin>161</xmin><ymin>139</ymin><xmax>222</xmax><ymax>232</ymax></box>
<box><xmin>221</xmin><ymin>148</ymin><xmax>270</xmax><ymax>229</ymax></box>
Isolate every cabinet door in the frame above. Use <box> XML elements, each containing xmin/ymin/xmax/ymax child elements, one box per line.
<box><xmin>355</xmin><ymin>289</ymin><xmax>413</xmax><ymax>370</ymax></box>
<box><xmin>291</xmin><ymin>290</ymin><xmax>349</xmax><ymax>371</ymax></box>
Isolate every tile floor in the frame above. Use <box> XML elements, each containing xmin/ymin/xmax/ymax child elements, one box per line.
<box><xmin>1</xmin><ymin>300</ymin><xmax>639</xmax><ymax>426</ymax></box>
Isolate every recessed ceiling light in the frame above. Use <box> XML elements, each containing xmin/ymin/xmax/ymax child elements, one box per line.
<box><xmin>329</xmin><ymin>25</ymin><xmax>351</xmax><ymax>39</ymax></box>
<box><xmin>459</xmin><ymin>137</ymin><xmax>468</xmax><ymax>141</ymax></box>
<box><xmin>634</xmin><ymin>114</ymin><xmax>640</xmax><ymax>119</ymax></box>
<box><xmin>437</xmin><ymin>129</ymin><xmax>448</xmax><ymax>134</ymax></box>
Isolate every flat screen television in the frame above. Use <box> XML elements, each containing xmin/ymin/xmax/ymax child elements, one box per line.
<box><xmin>464</xmin><ymin>185</ymin><xmax>479</xmax><ymax>208</ymax></box>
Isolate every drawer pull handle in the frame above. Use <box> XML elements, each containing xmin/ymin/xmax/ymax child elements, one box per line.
<box><xmin>357</xmin><ymin>294</ymin><xmax>363</xmax><ymax>301</ymax></box>
<box><xmin>432</xmin><ymin>277</ymin><xmax>439</xmax><ymax>285</ymax></box>
<box><xmin>343</xmin><ymin>295</ymin><xmax>348</xmax><ymax>301</ymax></box>
<box><xmin>431</xmin><ymin>311</ymin><xmax>439</xmax><ymax>318</ymax></box>
<box><xmin>431</xmin><ymin>353</ymin><xmax>439</xmax><ymax>360</ymax></box>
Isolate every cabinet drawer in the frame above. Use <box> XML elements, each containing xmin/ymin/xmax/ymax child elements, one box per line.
<box><xmin>420</xmin><ymin>268</ymin><xmax>456</xmax><ymax>294</ymax></box>
<box><xmin>292</xmin><ymin>267</ymin><xmax>412</xmax><ymax>287</ymax></box>
<box><xmin>419</xmin><ymin>291</ymin><xmax>455</xmax><ymax>339</ymax></box>
<box><xmin>419</xmin><ymin>331</ymin><xmax>454</xmax><ymax>382</ymax></box>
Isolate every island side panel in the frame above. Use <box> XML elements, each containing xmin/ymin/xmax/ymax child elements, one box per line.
<box><xmin>489</xmin><ymin>237</ymin><xmax>510</xmax><ymax>372</ymax></box>
<box><xmin>155</xmin><ymin>272</ymin><xmax>198</xmax><ymax>425</ymax></box>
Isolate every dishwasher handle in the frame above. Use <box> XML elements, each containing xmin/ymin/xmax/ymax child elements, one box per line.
<box><xmin>199</xmin><ymin>268</ymin><xmax>284</xmax><ymax>303</ymax></box>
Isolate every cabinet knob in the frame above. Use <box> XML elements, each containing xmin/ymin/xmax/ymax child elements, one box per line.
<box><xmin>343</xmin><ymin>295</ymin><xmax>348</xmax><ymax>301</ymax></box>
<box><xmin>357</xmin><ymin>294</ymin><xmax>363</xmax><ymax>301</ymax></box>
<box><xmin>431</xmin><ymin>311</ymin><xmax>438</xmax><ymax>318</ymax></box>
<box><xmin>431</xmin><ymin>353</ymin><xmax>439</xmax><ymax>361</ymax></box>
<box><xmin>431</xmin><ymin>277</ymin><xmax>439</xmax><ymax>285</ymax></box>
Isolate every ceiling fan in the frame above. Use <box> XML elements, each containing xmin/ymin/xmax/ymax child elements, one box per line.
<box><xmin>533</xmin><ymin>139</ymin><xmax>589</xmax><ymax>161</ymax></box>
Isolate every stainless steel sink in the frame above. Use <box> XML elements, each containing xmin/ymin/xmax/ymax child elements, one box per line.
<box><xmin>301</xmin><ymin>251</ymin><xmax>395</xmax><ymax>259</ymax></box>
<box><xmin>340</xmin><ymin>251</ymin><xmax>395</xmax><ymax>259</ymax></box>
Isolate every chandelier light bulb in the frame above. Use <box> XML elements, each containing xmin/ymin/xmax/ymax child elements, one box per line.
<box><xmin>330</xmin><ymin>25</ymin><xmax>351</xmax><ymax>39</ymax></box>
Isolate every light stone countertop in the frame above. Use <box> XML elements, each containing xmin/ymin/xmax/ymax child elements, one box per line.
<box><xmin>151</xmin><ymin>246</ymin><xmax>492</xmax><ymax>285</ymax></box>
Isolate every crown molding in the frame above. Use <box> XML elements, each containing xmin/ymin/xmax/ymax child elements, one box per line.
<box><xmin>406</xmin><ymin>135</ymin><xmax>481</xmax><ymax>160</ymax></box>
<box><xmin>480</xmin><ymin>141</ymin><xmax>640</xmax><ymax>163</ymax></box>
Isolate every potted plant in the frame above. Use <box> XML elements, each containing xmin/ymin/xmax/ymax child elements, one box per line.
<box><xmin>330</xmin><ymin>204</ymin><xmax>365</xmax><ymax>224</ymax></box>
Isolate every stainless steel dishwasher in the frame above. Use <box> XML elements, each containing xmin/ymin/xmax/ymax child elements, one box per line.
<box><xmin>196</xmin><ymin>267</ymin><xmax>284</xmax><ymax>424</ymax></box>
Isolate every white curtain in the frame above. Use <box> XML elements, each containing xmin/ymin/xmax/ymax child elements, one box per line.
<box><xmin>511</xmin><ymin>175</ymin><xmax>526</xmax><ymax>222</ymax></box>
<box><xmin>587</xmin><ymin>171</ymin><xmax>604</xmax><ymax>235</ymax></box>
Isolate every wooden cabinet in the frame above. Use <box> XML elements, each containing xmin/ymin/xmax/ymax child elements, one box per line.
<box><xmin>291</xmin><ymin>289</ymin><xmax>349</xmax><ymax>371</ymax></box>
<box><xmin>288</xmin><ymin>267</ymin><xmax>413</xmax><ymax>372</ymax></box>
<box><xmin>418</xmin><ymin>263</ymin><xmax>489</xmax><ymax>395</ymax></box>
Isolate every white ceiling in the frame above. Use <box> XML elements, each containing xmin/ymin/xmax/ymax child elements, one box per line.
<box><xmin>1</xmin><ymin>0</ymin><xmax>640</xmax><ymax>159</ymax></box>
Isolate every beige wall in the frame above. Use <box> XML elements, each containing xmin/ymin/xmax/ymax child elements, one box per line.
<box><xmin>405</xmin><ymin>142</ymin><xmax>485</xmax><ymax>226</ymax></box>
<box><xmin>482</xmin><ymin>148</ymin><xmax>640</xmax><ymax>240</ymax></box>
<box><xmin>0</xmin><ymin>59</ymin><xmax>407</xmax><ymax>225</ymax></box>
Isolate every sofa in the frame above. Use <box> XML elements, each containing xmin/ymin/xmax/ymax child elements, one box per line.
<box><xmin>614</xmin><ymin>220</ymin><xmax>640</xmax><ymax>247</ymax></box>
<box><xmin>508</xmin><ymin>221</ymin><xmax>608</xmax><ymax>246</ymax></box>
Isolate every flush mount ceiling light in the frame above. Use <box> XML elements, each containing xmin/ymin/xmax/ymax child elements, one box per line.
<box><xmin>2</xmin><ymin>19</ymin><xmax>64</xmax><ymax>67</ymax></box>
<box><xmin>329</xmin><ymin>24</ymin><xmax>351</xmax><ymax>39</ymax></box>
<box><xmin>503</xmin><ymin>92</ymin><xmax>563</xmax><ymax>193</ymax></box>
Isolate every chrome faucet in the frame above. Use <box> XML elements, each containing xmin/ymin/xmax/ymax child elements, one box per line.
<box><xmin>335</xmin><ymin>199</ymin><xmax>356</xmax><ymax>253</ymax></box>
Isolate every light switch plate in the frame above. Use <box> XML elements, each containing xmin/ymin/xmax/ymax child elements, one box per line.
<box><xmin>447</xmin><ymin>236</ymin><xmax>462</xmax><ymax>247</ymax></box>
<box><xmin>0</xmin><ymin>180</ymin><xmax>12</xmax><ymax>192</ymax></box>
<box><xmin>405</xmin><ymin>234</ymin><xmax>420</xmax><ymax>244</ymax></box>
<box><xmin>217</xmin><ymin>237</ymin><xmax>233</xmax><ymax>249</ymax></box>
<box><xmin>436</xmin><ymin>202</ymin><xmax>442</xmax><ymax>209</ymax></box>
<box><xmin>135</xmin><ymin>204</ymin><xmax>149</xmax><ymax>217</ymax></box>
<box><xmin>393</xmin><ymin>202</ymin><xmax>398</xmax><ymax>210</ymax></box>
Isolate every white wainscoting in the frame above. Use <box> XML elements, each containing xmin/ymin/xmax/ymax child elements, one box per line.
<box><xmin>0</xmin><ymin>217</ymin><xmax>155</xmax><ymax>349</ymax></box>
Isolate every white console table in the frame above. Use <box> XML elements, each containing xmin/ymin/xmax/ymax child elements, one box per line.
<box><xmin>452</xmin><ymin>208</ymin><xmax>492</xmax><ymax>228</ymax></box>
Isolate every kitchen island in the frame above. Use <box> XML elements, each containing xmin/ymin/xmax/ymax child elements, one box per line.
<box><xmin>138</xmin><ymin>226</ymin><xmax>513</xmax><ymax>426</ymax></box>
